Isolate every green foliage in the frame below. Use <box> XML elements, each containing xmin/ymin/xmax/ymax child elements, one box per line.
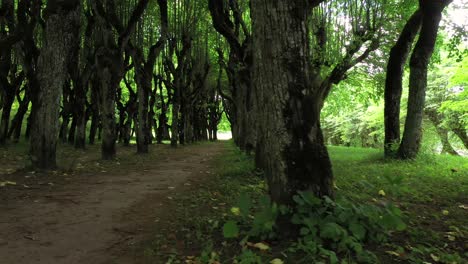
<box><xmin>288</xmin><ymin>192</ymin><xmax>405</xmax><ymax>263</ymax></box>
<box><xmin>223</xmin><ymin>220</ymin><xmax>240</xmax><ymax>238</ymax></box>
<box><xmin>221</xmin><ymin>190</ymin><xmax>405</xmax><ymax>263</ymax></box>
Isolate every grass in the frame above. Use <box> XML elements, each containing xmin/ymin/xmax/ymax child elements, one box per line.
<box><xmin>142</xmin><ymin>142</ymin><xmax>467</xmax><ymax>263</ymax></box>
<box><xmin>330</xmin><ymin>146</ymin><xmax>468</xmax><ymax>263</ymax></box>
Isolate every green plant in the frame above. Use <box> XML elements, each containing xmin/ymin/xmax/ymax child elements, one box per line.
<box><xmin>221</xmin><ymin>191</ymin><xmax>406</xmax><ymax>263</ymax></box>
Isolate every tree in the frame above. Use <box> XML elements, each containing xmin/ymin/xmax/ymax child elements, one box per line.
<box><xmin>30</xmin><ymin>0</ymin><xmax>81</xmax><ymax>169</ymax></box>
<box><xmin>384</xmin><ymin>9</ymin><xmax>423</xmax><ymax>156</ymax></box>
<box><xmin>130</xmin><ymin>0</ymin><xmax>168</xmax><ymax>153</ymax></box>
<box><xmin>208</xmin><ymin>0</ymin><xmax>255</xmax><ymax>152</ymax></box>
<box><xmin>92</xmin><ymin>0</ymin><xmax>150</xmax><ymax>159</ymax></box>
<box><xmin>398</xmin><ymin>0</ymin><xmax>452</xmax><ymax>159</ymax></box>
<box><xmin>251</xmin><ymin>0</ymin><xmax>334</xmax><ymax>205</ymax></box>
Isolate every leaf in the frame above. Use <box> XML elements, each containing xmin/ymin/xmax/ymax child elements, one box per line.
<box><xmin>237</xmin><ymin>193</ymin><xmax>252</xmax><ymax>216</ymax></box>
<box><xmin>385</xmin><ymin>251</ymin><xmax>400</xmax><ymax>257</ymax></box>
<box><xmin>349</xmin><ymin>222</ymin><xmax>366</xmax><ymax>240</ymax></box>
<box><xmin>430</xmin><ymin>253</ymin><xmax>440</xmax><ymax>262</ymax></box>
<box><xmin>300</xmin><ymin>227</ymin><xmax>310</xmax><ymax>235</ymax></box>
<box><xmin>270</xmin><ymin>258</ymin><xmax>284</xmax><ymax>264</ymax></box>
<box><xmin>299</xmin><ymin>191</ymin><xmax>322</xmax><ymax>206</ymax></box>
<box><xmin>230</xmin><ymin>207</ymin><xmax>241</xmax><ymax>216</ymax></box>
<box><xmin>252</xmin><ymin>242</ymin><xmax>270</xmax><ymax>251</ymax></box>
<box><xmin>381</xmin><ymin>214</ymin><xmax>406</xmax><ymax>231</ymax></box>
<box><xmin>320</xmin><ymin>223</ymin><xmax>343</xmax><ymax>241</ymax></box>
<box><xmin>0</xmin><ymin>181</ymin><xmax>17</xmax><ymax>187</ymax></box>
<box><xmin>378</xmin><ymin>190</ymin><xmax>386</xmax><ymax>196</ymax></box>
<box><xmin>223</xmin><ymin>220</ymin><xmax>239</xmax><ymax>238</ymax></box>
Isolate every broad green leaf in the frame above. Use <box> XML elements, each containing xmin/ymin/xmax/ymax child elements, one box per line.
<box><xmin>223</xmin><ymin>220</ymin><xmax>239</xmax><ymax>238</ymax></box>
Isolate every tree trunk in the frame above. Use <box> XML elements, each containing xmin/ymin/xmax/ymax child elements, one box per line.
<box><xmin>171</xmin><ymin>95</ymin><xmax>180</xmax><ymax>147</ymax></box>
<box><xmin>89</xmin><ymin>78</ymin><xmax>100</xmax><ymax>145</ymax></box>
<box><xmin>384</xmin><ymin>10</ymin><xmax>422</xmax><ymax>156</ymax></box>
<box><xmin>59</xmin><ymin>116</ymin><xmax>70</xmax><ymax>143</ymax></box>
<box><xmin>452</xmin><ymin>127</ymin><xmax>468</xmax><ymax>150</ymax></box>
<box><xmin>148</xmin><ymin>87</ymin><xmax>157</xmax><ymax>144</ymax></box>
<box><xmin>9</xmin><ymin>90</ymin><xmax>30</xmax><ymax>143</ymax></box>
<box><xmin>398</xmin><ymin>0</ymin><xmax>449</xmax><ymax>159</ymax></box>
<box><xmin>30</xmin><ymin>0</ymin><xmax>81</xmax><ymax>169</ymax></box>
<box><xmin>157</xmin><ymin>79</ymin><xmax>169</xmax><ymax>144</ymax></box>
<box><xmin>213</xmin><ymin>127</ymin><xmax>218</xmax><ymax>141</ymax></box>
<box><xmin>425</xmin><ymin>109</ymin><xmax>458</xmax><ymax>155</ymax></box>
<box><xmin>98</xmin><ymin>68</ymin><xmax>117</xmax><ymax>159</ymax></box>
<box><xmin>74</xmin><ymin>93</ymin><xmax>88</xmax><ymax>149</ymax></box>
<box><xmin>0</xmin><ymin>95</ymin><xmax>14</xmax><ymax>144</ymax></box>
<box><xmin>135</xmin><ymin>63</ymin><xmax>150</xmax><ymax>153</ymax></box>
<box><xmin>68</xmin><ymin>115</ymin><xmax>77</xmax><ymax>145</ymax></box>
<box><xmin>251</xmin><ymin>0</ymin><xmax>334</xmax><ymax>205</ymax></box>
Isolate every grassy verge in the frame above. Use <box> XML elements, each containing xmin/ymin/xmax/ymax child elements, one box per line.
<box><xmin>143</xmin><ymin>142</ymin><xmax>467</xmax><ymax>264</ymax></box>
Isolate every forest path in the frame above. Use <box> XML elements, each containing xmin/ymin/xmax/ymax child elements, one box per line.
<box><xmin>0</xmin><ymin>142</ymin><xmax>226</xmax><ymax>264</ymax></box>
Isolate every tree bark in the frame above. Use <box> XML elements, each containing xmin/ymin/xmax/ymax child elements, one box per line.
<box><xmin>134</xmin><ymin>61</ymin><xmax>150</xmax><ymax>153</ymax></box>
<box><xmin>88</xmin><ymin>77</ymin><xmax>100</xmax><ymax>145</ymax></box>
<box><xmin>398</xmin><ymin>0</ymin><xmax>450</xmax><ymax>159</ymax></box>
<box><xmin>8</xmin><ymin>88</ymin><xmax>30</xmax><ymax>142</ymax></box>
<box><xmin>97</xmin><ymin>67</ymin><xmax>117</xmax><ymax>159</ymax></box>
<box><xmin>171</xmin><ymin>89</ymin><xmax>180</xmax><ymax>147</ymax></box>
<box><xmin>0</xmin><ymin>0</ymin><xmax>17</xmax><ymax>145</ymax></box>
<box><xmin>30</xmin><ymin>0</ymin><xmax>81</xmax><ymax>169</ymax></box>
<box><xmin>384</xmin><ymin>10</ymin><xmax>422</xmax><ymax>156</ymax></box>
<box><xmin>251</xmin><ymin>0</ymin><xmax>333</xmax><ymax>205</ymax></box>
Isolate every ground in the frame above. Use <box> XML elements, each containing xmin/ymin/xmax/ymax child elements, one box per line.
<box><xmin>0</xmin><ymin>141</ymin><xmax>467</xmax><ymax>264</ymax></box>
<box><xmin>0</xmin><ymin>142</ymin><xmax>225</xmax><ymax>264</ymax></box>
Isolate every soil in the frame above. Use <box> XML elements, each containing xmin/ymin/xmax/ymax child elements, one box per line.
<box><xmin>0</xmin><ymin>142</ymin><xmax>226</xmax><ymax>264</ymax></box>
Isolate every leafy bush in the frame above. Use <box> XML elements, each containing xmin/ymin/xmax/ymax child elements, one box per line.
<box><xmin>221</xmin><ymin>192</ymin><xmax>406</xmax><ymax>263</ymax></box>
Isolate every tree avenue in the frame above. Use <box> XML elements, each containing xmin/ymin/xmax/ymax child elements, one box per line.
<box><xmin>0</xmin><ymin>0</ymin><xmax>465</xmax><ymax>207</ymax></box>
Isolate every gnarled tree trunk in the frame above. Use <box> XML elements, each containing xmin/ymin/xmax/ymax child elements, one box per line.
<box><xmin>30</xmin><ymin>0</ymin><xmax>80</xmax><ymax>169</ymax></box>
<box><xmin>251</xmin><ymin>0</ymin><xmax>334</xmax><ymax>205</ymax></box>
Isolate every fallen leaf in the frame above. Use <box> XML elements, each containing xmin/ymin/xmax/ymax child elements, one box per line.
<box><xmin>253</xmin><ymin>242</ymin><xmax>270</xmax><ymax>251</ymax></box>
<box><xmin>270</xmin><ymin>258</ymin><xmax>284</xmax><ymax>264</ymax></box>
<box><xmin>247</xmin><ymin>242</ymin><xmax>270</xmax><ymax>251</ymax></box>
<box><xmin>230</xmin><ymin>207</ymin><xmax>241</xmax><ymax>216</ymax></box>
<box><xmin>385</xmin><ymin>250</ymin><xmax>400</xmax><ymax>257</ymax></box>
<box><xmin>0</xmin><ymin>181</ymin><xmax>17</xmax><ymax>187</ymax></box>
<box><xmin>430</xmin><ymin>253</ymin><xmax>440</xmax><ymax>262</ymax></box>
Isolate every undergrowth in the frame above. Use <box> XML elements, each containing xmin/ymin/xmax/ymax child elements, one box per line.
<box><xmin>143</xmin><ymin>142</ymin><xmax>467</xmax><ymax>264</ymax></box>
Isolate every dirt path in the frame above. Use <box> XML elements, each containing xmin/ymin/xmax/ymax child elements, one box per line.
<box><xmin>0</xmin><ymin>142</ymin><xmax>225</xmax><ymax>264</ymax></box>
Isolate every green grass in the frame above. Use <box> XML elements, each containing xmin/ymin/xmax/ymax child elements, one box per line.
<box><xmin>143</xmin><ymin>142</ymin><xmax>467</xmax><ymax>263</ymax></box>
<box><xmin>330</xmin><ymin>146</ymin><xmax>468</xmax><ymax>263</ymax></box>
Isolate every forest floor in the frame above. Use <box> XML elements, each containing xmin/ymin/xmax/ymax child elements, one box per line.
<box><xmin>0</xmin><ymin>141</ymin><xmax>467</xmax><ymax>264</ymax></box>
<box><xmin>0</xmin><ymin>141</ymin><xmax>225</xmax><ymax>264</ymax></box>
